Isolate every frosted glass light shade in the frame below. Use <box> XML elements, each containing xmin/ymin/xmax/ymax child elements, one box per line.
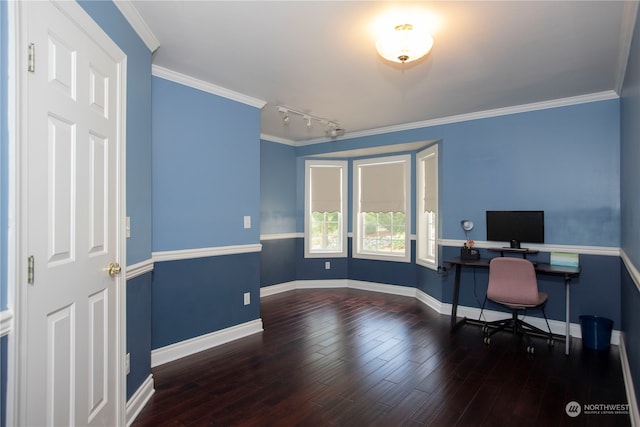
<box><xmin>376</xmin><ymin>23</ymin><xmax>434</xmax><ymax>64</ymax></box>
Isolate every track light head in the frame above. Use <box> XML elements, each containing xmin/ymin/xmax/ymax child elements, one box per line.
<box><xmin>326</xmin><ymin>126</ymin><xmax>345</xmax><ymax>139</ymax></box>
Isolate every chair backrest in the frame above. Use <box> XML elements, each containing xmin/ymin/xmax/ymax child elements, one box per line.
<box><xmin>487</xmin><ymin>257</ymin><xmax>539</xmax><ymax>305</ymax></box>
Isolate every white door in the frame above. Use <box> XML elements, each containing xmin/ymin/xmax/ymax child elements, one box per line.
<box><xmin>20</xmin><ymin>1</ymin><xmax>126</xmax><ymax>425</ymax></box>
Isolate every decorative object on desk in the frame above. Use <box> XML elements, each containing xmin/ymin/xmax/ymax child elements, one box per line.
<box><xmin>459</xmin><ymin>219</ymin><xmax>479</xmax><ymax>260</ymax></box>
<box><xmin>460</xmin><ymin>219</ymin><xmax>474</xmax><ymax>240</ymax></box>
<box><xmin>460</xmin><ymin>241</ymin><xmax>480</xmax><ymax>260</ymax></box>
<box><xmin>550</xmin><ymin>252</ymin><xmax>579</xmax><ymax>267</ymax></box>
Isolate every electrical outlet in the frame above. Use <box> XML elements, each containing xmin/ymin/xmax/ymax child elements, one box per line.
<box><xmin>325</xmin><ymin>261</ymin><xmax>331</xmax><ymax>270</ymax></box>
<box><xmin>244</xmin><ymin>215</ymin><xmax>251</xmax><ymax>229</ymax></box>
<box><xmin>126</xmin><ymin>216</ymin><xmax>131</xmax><ymax>238</ymax></box>
<box><xmin>244</xmin><ymin>292</ymin><xmax>250</xmax><ymax>305</ymax></box>
<box><xmin>125</xmin><ymin>353</ymin><xmax>130</xmax><ymax>375</ymax></box>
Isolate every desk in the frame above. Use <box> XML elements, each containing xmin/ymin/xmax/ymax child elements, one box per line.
<box><xmin>445</xmin><ymin>257</ymin><xmax>580</xmax><ymax>355</ymax></box>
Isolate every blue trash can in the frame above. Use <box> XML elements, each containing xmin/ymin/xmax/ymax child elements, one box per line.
<box><xmin>579</xmin><ymin>315</ymin><xmax>613</xmax><ymax>351</ymax></box>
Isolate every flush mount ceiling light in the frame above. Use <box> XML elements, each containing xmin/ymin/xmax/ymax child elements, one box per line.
<box><xmin>376</xmin><ymin>23</ymin><xmax>434</xmax><ymax>64</ymax></box>
<box><xmin>277</xmin><ymin>106</ymin><xmax>345</xmax><ymax>139</ymax></box>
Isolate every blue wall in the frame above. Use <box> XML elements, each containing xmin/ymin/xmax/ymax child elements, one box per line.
<box><xmin>151</xmin><ymin>76</ymin><xmax>263</xmax><ymax>349</ymax></box>
<box><xmin>261</xmin><ymin>98</ymin><xmax>622</xmax><ymax>326</ymax></box>
<box><xmin>295</xmin><ymin>100</ymin><xmax>620</xmax><ymax>247</ymax></box>
<box><xmin>126</xmin><ymin>272</ymin><xmax>152</xmax><ymax>400</ymax></box>
<box><xmin>260</xmin><ymin>140</ymin><xmax>297</xmax><ymax>235</ymax></box>
<box><xmin>620</xmin><ymin>2</ymin><xmax>640</xmax><ymax>410</ymax></box>
<box><xmin>78</xmin><ymin>0</ymin><xmax>154</xmax><ymax>400</ymax></box>
<box><xmin>153</xmin><ymin>77</ymin><xmax>261</xmax><ymax>251</ymax></box>
<box><xmin>152</xmin><ymin>253</ymin><xmax>260</xmax><ymax>348</ymax></box>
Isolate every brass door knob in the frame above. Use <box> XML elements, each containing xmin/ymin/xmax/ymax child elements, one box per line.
<box><xmin>107</xmin><ymin>262</ymin><xmax>121</xmax><ymax>277</ymax></box>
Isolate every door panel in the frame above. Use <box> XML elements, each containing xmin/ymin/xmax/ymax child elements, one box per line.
<box><xmin>21</xmin><ymin>1</ymin><xmax>125</xmax><ymax>425</ymax></box>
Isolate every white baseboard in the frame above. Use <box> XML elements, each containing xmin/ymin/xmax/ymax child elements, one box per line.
<box><xmin>349</xmin><ymin>280</ymin><xmax>416</xmax><ymax>297</ymax></box>
<box><xmin>620</xmin><ymin>333</ymin><xmax>640</xmax><ymax>427</ymax></box>
<box><xmin>151</xmin><ymin>319</ymin><xmax>264</xmax><ymax>368</ymax></box>
<box><xmin>296</xmin><ymin>279</ymin><xmax>350</xmax><ymax>289</ymax></box>
<box><xmin>260</xmin><ymin>280</ymin><xmax>621</xmax><ymax>345</ymax></box>
<box><xmin>415</xmin><ymin>289</ymin><xmax>445</xmax><ymax>313</ymax></box>
<box><xmin>126</xmin><ymin>374</ymin><xmax>155</xmax><ymax>426</ymax></box>
<box><xmin>260</xmin><ymin>281</ymin><xmax>297</xmax><ymax>297</ymax></box>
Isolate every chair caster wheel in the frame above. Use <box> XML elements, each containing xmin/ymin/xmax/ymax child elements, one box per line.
<box><xmin>527</xmin><ymin>345</ymin><xmax>535</xmax><ymax>354</ymax></box>
<box><xmin>482</xmin><ymin>325</ymin><xmax>489</xmax><ymax>333</ymax></box>
<box><xmin>483</xmin><ymin>336</ymin><xmax>491</xmax><ymax>345</ymax></box>
<box><xmin>547</xmin><ymin>338</ymin><xmax>554</xmax><ymax>347</ymax></box>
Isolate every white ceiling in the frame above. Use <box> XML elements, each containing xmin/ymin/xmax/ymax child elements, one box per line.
<box><xmin>128</xmin><ymin>1</ymin><xmax>637</xmax><ymax>145</ymax></box>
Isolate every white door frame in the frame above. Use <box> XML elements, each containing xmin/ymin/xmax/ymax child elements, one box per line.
<box><xmin>6</xmin><ymin>1</ymin><xmax>127</xmax><ymax>425</ymax></box>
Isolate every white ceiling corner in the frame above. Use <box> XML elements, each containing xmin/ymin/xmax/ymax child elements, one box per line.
<box><xmin>113</xmin><ymin>0</ymin><xmax>160</xmax><ymax>52</ymax></box>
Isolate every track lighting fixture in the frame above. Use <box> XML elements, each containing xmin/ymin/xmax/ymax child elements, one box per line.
<box><xmin>277</xmin><ymin>105</ymin><xmax>344</xmax><ymax>138</ymax></box>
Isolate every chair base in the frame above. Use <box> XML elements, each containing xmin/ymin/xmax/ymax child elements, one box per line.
<box><xmin>482</xmin><ymin>311</ymin><xmax>554</xmax><ymax>354</ymax></box>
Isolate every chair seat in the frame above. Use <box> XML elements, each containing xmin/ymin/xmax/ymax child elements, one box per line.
<box><xmin>490</xmin><ymin>291</ymin><xmax>548</xmax><ymax>310</ymax></box>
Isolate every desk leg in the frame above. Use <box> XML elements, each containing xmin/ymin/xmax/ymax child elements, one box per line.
<box><xmin>451</xmin><ymin>264</ymin><xmax>462</xmax><ymax>332</ymax></box>
<box><xmin>565</xmin><ymin>275</ymin><xmax>571</xmax><ymax>355</ymax></box>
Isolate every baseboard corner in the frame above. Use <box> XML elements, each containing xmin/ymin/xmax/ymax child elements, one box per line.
<box><xmin>126</xmin><ymin>374</ymin><xmax>155</xmax><ymax>426</ymax></box>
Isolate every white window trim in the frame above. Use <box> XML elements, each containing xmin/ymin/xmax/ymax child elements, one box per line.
<box><xmin>304</xmin><ymin>159</ymin><xmax>348</xmax><ymax>258</ymax></box>
<box><xmin>353</xmin><ymin>154</ymin><xmax>412</xmax><ymax>263</ymax></box>
<box><xmin>416</xmin><ymin>144</ymin><xmax>439</xmax><ymax>269</ymax></box>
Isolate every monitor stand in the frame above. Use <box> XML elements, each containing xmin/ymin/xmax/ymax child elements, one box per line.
<box><xmin>489</xmin><ymin>246</ymin><xmax>539</xmax><ymax>258</ymax></box>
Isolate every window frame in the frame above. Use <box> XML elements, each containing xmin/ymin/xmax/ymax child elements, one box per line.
<box><xmin>416</xmin><ymin>144</ymin><xmax>439</xmax><ymax>269</ymax></box>
<box><xmin>304</xmin><ymin>159</ymin><xmax>348</xmax><ymax>258</ymax></box>
<box><xmin>353</xmin><ymin>154</ymin><xmax>412</xmax><ymax>263</ymax></box>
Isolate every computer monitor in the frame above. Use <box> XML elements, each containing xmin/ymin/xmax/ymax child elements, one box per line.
<box><xmin>486</xmin><ymin>210</ymin><xmax>544</xmax><ymax>249</ymax></box>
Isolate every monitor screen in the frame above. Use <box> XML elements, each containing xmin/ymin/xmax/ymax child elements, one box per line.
<box><xmin>486</xmin><ymin>210</ymin><xmax>544</xmax><ymax>248</ymax></box>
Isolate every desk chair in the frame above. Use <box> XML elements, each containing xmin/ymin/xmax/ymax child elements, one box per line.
<box><xmin>480</xmin><ymin>257</ymin><xmax>554</xmax><ymax>354</ymax></box>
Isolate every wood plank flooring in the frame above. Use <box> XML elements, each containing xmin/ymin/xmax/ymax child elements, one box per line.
<box><xmin>132</xmin><ymin>288</ymin><xmax>631</xmax><ymax>426</ymax></box>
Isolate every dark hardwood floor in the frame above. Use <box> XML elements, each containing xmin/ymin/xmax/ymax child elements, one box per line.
<box><xmin>132</xmin><ymin>288</ymin><xmax>630</xmax><ymax>426</ymax></box>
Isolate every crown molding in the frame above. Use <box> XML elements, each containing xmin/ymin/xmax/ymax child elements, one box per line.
<box><xmin>296</xmin><ymin>91</ymin><xmax>620</xmax><ymax>147</ymax></box>
<box><xmin>113</xmin><ymin>1</ymin><xmax>160</xmax><ymax>53</ymax></box>
<box><xmin>615</xmin><ymin>0</ymin><xmax>640</xmax><ymax>94</ymax></box>
<box><xmin>260</xmin><ymin>133</ymin><xmax>297</xmax><ymax>146</ymax></box>
<box><xmin>152</xmin><ymin>65</ymin><xmax>266</xmax><ymax>109</ymax></box>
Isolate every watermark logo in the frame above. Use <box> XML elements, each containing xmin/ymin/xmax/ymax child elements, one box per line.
<box><xmin>565</xmin><ymin>401</ymin><xmax>629</xmax><ymax>417</ymax></box>
<box><xmin>565</xmin><ymin>401</ymin><xmax>581</xmax><ymax>417</ymax></box>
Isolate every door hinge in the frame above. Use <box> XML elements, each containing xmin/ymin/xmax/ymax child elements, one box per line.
<box><xmin>27</xmin><ymin>256</ymin><xmax>35</xmax><ymax>285</ymax></box>
<box><xmin>27</xmin><ymin>43</ymin><xmax>35</xmax><ymax>72</ymax></box>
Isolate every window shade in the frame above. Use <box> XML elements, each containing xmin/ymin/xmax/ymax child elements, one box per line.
<box><xmin>423</xmin><ymin>155</ymin><xmax>436</xmax><ymax>212</ymax></box>
<box><xmin>310</xmin><ymin>166</ymin><xmax>341</xmax><ymax>212</ymax></box>
<box><xmin>360</xmin><ymin>162</ymin><xmax>406</xmax><ymax>213</ymax></box>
